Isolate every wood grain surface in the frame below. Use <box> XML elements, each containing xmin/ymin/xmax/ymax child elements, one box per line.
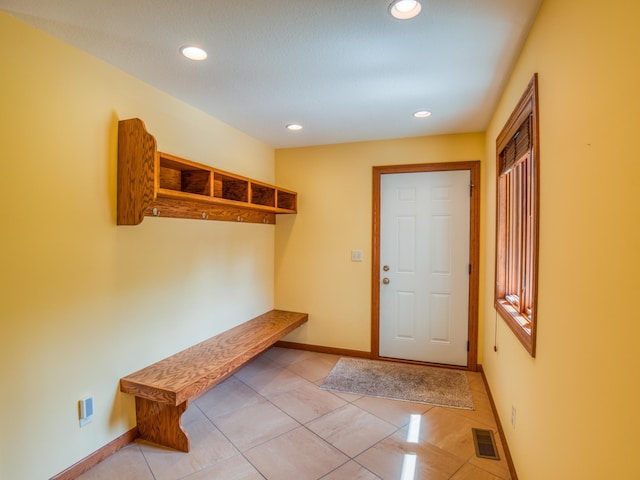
<box><xmin>136</xmin><ymin>397</ymin><xmax>189</xmax><ymax>452</ymax></box>
<box><xmin>117</xmin><ymin>118</ymin><xmax>156</xmax><ymax>225</ymax></box>
<box><xmin>117</xmin><ymin>118</ymin><xmax>297</xmax><ymax>225</ymax></box>
<box><xmin>119</xmin><ymin>310</ymin><xmax>308</xmax><ymax>451</ymax></box>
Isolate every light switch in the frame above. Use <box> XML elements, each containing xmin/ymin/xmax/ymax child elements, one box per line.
<box><xmin>351</xmin><ymin>249</ymin><xmax>363</xmax><ymax>262</ymax></box>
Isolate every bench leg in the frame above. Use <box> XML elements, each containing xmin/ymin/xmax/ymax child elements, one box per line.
<box><xmin>135</xmin><ymin>397</ymin><xmax>190</xmax><ymax>452</ymax></box>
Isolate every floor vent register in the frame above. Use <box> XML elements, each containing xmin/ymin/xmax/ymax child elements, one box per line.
<box><xmin>472</xmin><ymin>428</ymin><xmax>500</xmax><ymax>460</ymax></box>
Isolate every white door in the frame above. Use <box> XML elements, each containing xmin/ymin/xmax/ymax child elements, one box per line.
<box><xmin>379</xmin><ymin>170</ymin><xmax>470</xmax><ymax>366</ymax></box>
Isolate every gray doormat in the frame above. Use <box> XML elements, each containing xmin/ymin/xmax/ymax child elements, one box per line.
<box><xmin>320</xmin><ymin>358</ymin><xmax>474</xmax><ymax>410</ymax></box>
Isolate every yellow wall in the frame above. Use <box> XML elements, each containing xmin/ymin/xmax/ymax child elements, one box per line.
<box><xmin>5</xmin><ymin>0</ymin><xmax>640</xmax><ymax>477</ymax></box>
<box><xmin>481</xmin><ymin>0</ymin><xmax>640</xmax><ymax>478</ymax></box>
<box><xmin>275</xmin><ymin>134</ymin><xmax>485</xmax><ymax>352</ymax></box>
<box><xmin>0</xmin><ymin>13</ymin><xmax>276</xmax><ymax>479</ymax></box>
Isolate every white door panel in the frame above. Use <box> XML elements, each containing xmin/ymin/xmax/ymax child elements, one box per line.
<box><xmin>379</xmin><ymin>170</ymin><xmax>470</xmax><ymax>366</ymax></box>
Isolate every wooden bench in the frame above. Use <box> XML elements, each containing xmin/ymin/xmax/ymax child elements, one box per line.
<box><xmin>120</xmin><ymin>310</ymin><xmax>308</xmax><ymax>452</ymax></box>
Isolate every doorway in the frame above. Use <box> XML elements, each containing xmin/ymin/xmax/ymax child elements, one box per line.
<box><xmin>371</xmin><ymin>162</ymin><xmax>480</xmax><ymax>370</ymax></box>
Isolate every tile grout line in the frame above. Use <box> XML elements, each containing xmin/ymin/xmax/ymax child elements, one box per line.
<box><xmin>263</xmin><ymin>350</ymin><xmax>421</xmax><ymax>478</ymax></box>
<box><xmin>234</xmin><ymin>353</ymin><xmax>355</xmax><ymax>478</ymax></box>
<box><xmin>133</xmin><ymin>442</ymin><xmax>159</xmax><ymax>480</ymax></box>
<box><xmin>236</xmin><ymin>351</ymin><xmax>395</xmax><ymax>479</ymax></box>
<box><xmin>191</xmin><ymin>400</ymin><xmax>254</xmax><ymax>478</ymax></box>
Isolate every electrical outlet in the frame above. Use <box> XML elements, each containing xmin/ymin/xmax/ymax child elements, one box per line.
<box><xmin>511</xmin><ymin>405</ymin><xmax>516</xmax><ymax>428</ymax></box>
<box><xmin>79</xmin><ymin>396</ymin><xmax>94</xmax><ymax>428</ymax></box>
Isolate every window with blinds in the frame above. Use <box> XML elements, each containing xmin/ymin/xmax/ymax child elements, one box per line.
<box><xmin>495</xmin><ymin>74</ymin><xmax>539</xmax><ymax>357</ymax></box>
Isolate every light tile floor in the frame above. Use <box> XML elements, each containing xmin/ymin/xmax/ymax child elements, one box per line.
<box><xmin>77</xmin><ymin>348</ymin><xmax>512</xmax><ymax>480</ymax></box>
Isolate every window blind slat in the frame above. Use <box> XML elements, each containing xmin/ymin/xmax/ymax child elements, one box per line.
<box><xmin>499</xmin><ymin>115</ymin><xmax>531</xmax><ymax>175</ymax></box>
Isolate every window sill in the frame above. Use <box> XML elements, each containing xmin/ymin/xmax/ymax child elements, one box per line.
<box><xmin>495</xmin><ymin>299</ymin><xmax>536</xmax><ymax>357</ymax></box>
<box><xmin>497</xmin><ymin>300</ymin><xmax>531</xmax><ymax>334</ymax></box>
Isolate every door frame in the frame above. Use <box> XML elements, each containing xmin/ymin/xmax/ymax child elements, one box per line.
<box><xmin>371</xmin><ymin>161</ymin><xmax>480</xmax><ymax>371</ymax></box>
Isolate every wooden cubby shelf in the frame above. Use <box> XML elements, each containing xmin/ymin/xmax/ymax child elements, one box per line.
<box><xmin>117</xmin><ymin>118</ymin><xmax>298</xmax><ymax>225</ymax></box>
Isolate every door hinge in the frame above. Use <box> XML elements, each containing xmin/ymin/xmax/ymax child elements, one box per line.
<box><xmin>469</xmin><ymin>183</ymin><xmax>475</xmax><ymax>196</ymax></box>
<box><xmin>468</xmin><ymin>263</ymin><xmax>472</xmax><ymax>274</ymax></box>
<box><xmin>467</xmin><ymin>341</ymin><xmax>470</xmax><ymax>352</ymax></box>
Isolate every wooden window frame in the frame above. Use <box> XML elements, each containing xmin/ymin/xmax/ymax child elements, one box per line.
<box><xmin>494</xmin><ymin>74</ymin><xmax>539</xmax><ymax>357</ymax></box>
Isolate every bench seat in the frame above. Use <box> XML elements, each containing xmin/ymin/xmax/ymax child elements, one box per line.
<box><xmin>120</xmin><ymin>309</ymin><xmax>308</xmax><ymax>451</ymax></box>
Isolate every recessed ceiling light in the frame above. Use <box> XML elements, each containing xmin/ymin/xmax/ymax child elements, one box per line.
<box><xmin>413</xmin><ymin>110</ymin><xmax>432</xmax><ymax>118</ymax></box>
<box><xmin>180</xmin><ymin>45</ymin><xmax>208</xmax><ymax>61</ymax></box>
<box><xmin>388</xmin><ymin>0</ymin><xmax>422</xmax><ymax>20</ymax></box>
<box><xmin>286</xmin><ymin>124</ymin><xmax>303</xmax><ymax>131</ymax></box>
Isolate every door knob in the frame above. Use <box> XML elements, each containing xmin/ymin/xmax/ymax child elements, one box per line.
<box><xmin>383</xmin><ymin>265</ymin><xmax>390</xmax><ymax>271</ymax></box>
<box><xmin>382</xmin><ymin>277</ymin><xmax>390</xmax><ymax>284</ymax></box>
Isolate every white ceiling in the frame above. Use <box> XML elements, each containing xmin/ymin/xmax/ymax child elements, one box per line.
<box><xmin>0</xmin><ymin>0</ymin><xmax>540</xmax><ymax>148</ymax></box>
